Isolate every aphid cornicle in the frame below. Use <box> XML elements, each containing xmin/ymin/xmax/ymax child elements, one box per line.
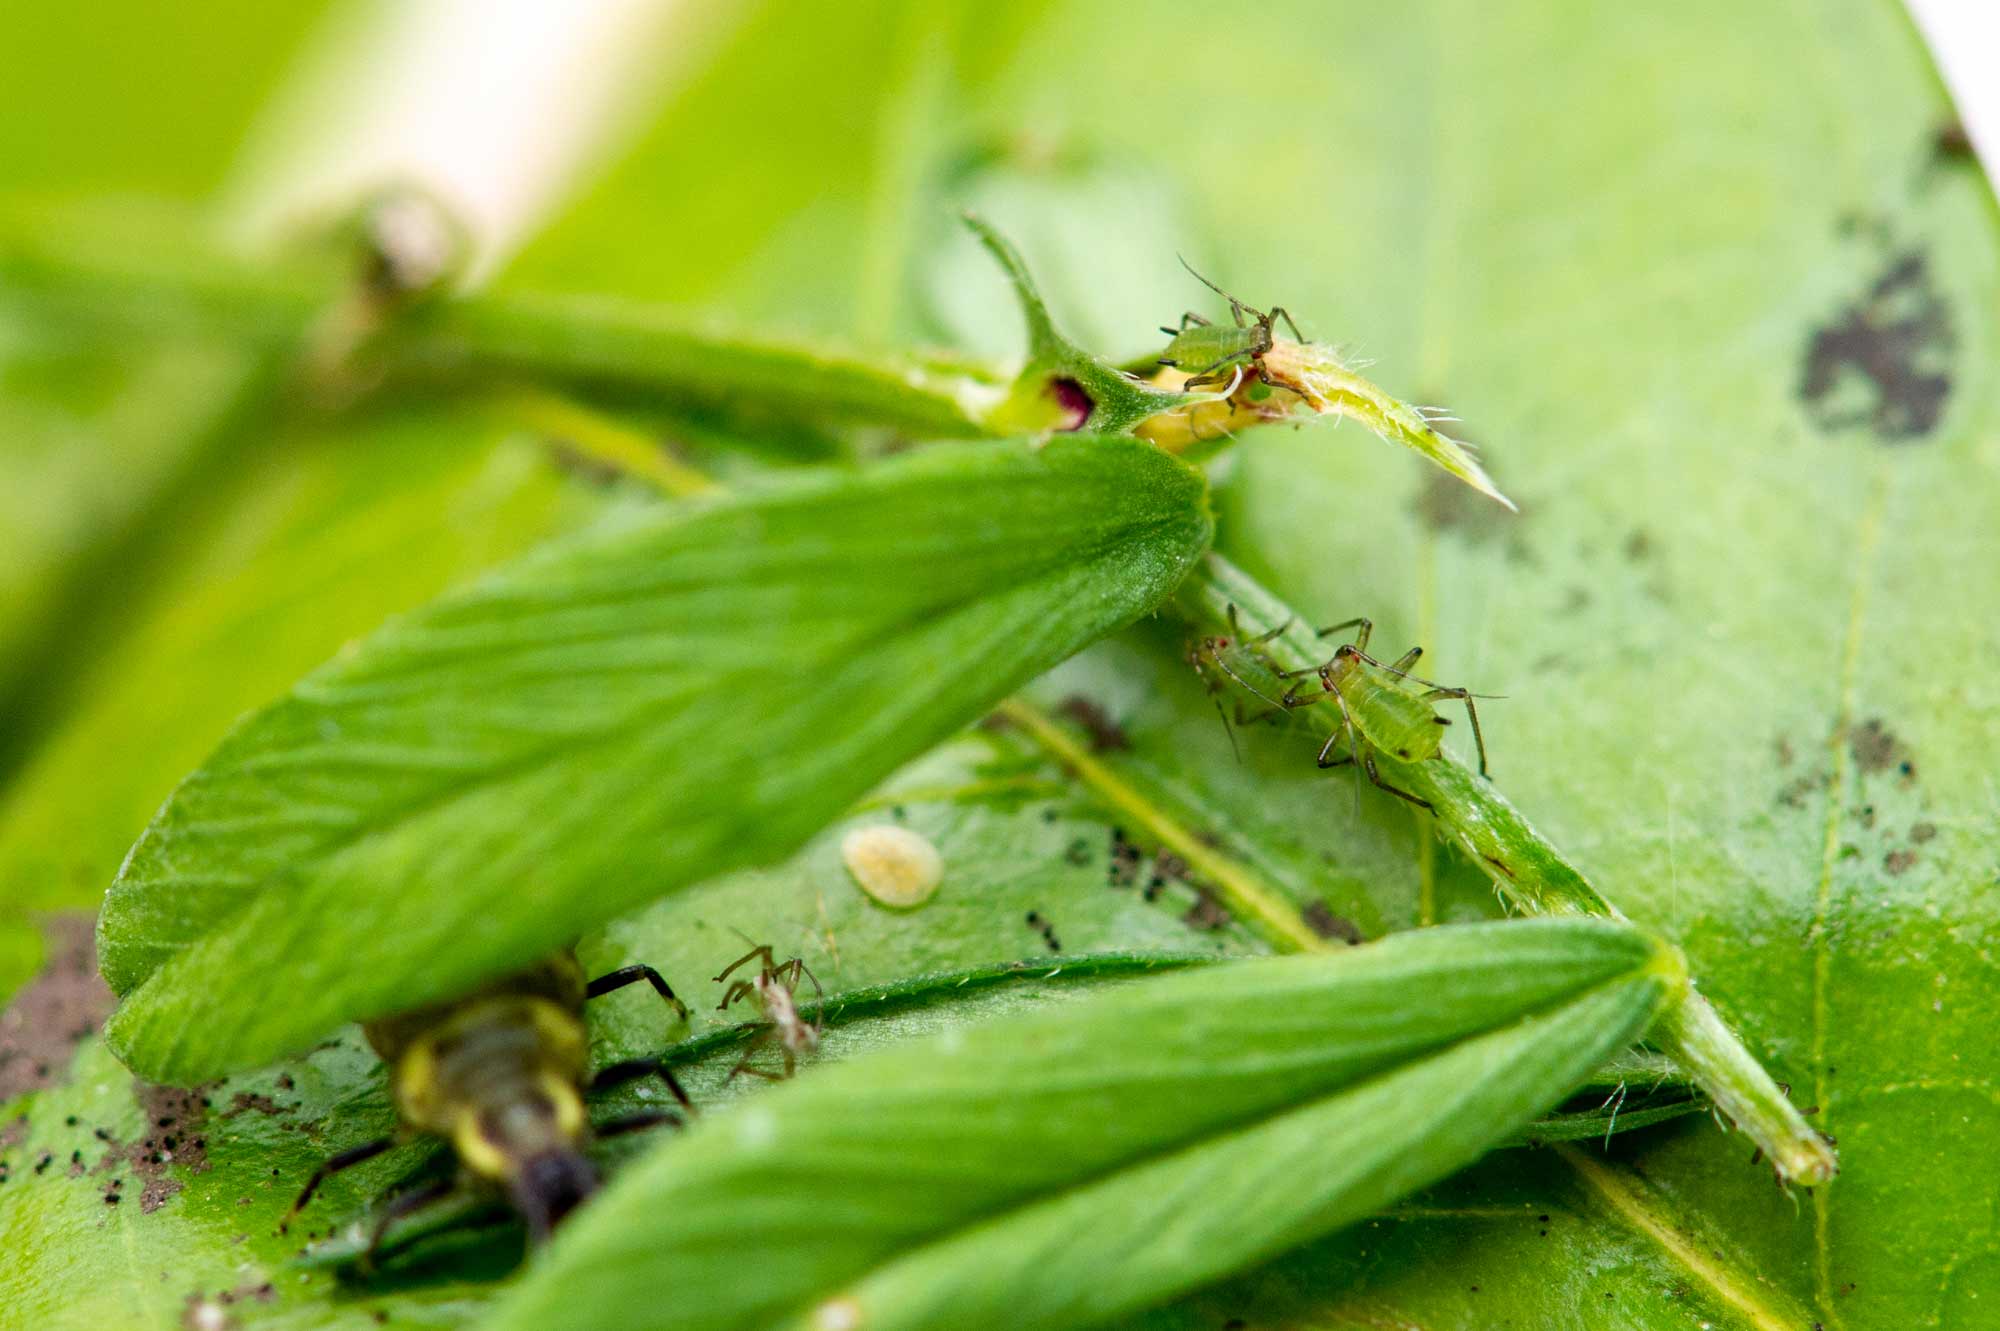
<box><xmin>714</xmin><ymin>943</ymin><xmax>823</xmax><ymax>1081</ymax></box>
<box><xmin>1156</xmin><ymin>258</ymin><xmax>1306</xmax><ymax>390</ymax></box>
<box><xmin>289</xmin><ymin>949</ymin><xmax>691</xmax><ymax>1256</ymax></box>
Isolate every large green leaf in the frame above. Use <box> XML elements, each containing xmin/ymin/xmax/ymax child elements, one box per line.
<box><xmin>97</xmin><ymin>436</ymin><xmax>1211</xmax><ymax>1083</ymax></box>
<box><xmin>904</xmin><ymin>2</ymin><xmax>1995</xmax><ymax>1325</ymax></box>
<box><xmin>509</xmin><ymin>0</ymin><xmax>1998</xmax><ymax>1322</ymax></box>
<box><xmin>0</xmin><ymin>404</ymin><xmax>607</xmax><ymax>1001</ymax></box>
<box><xmin>487</xmin><ymin>919</ymin><xmax>1677</xmax><ymax>1331</ymax></box>
<box><xmin>5</xmin><ymin>0</ymin><xmax>1996</xmax><ymax>1327</ymax></box>
<box><xmin>0</xmin><ymin>725</ymin><xmax>1256</xmax><ymax>1331</ymax></box>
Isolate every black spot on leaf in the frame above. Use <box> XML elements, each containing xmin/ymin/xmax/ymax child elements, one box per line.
<box><xmin>1301</xmin><ymin>901</ymin><xmax>1363</xmax><ymax>944</ymax></box>
<box><xmin>1056</xmin><ymin>695</ymin><xmax>1130</xmax><ymax>753</ymax></box>
<box><xmin>1800</xmin><ymin>246</ymin><xmax>1954</xmax><ymax>442</ymax></box>
<box><xmin>1848</xmin><ymin>717</ymin><xmax>1912</xmax><ymax>777</ymax></box>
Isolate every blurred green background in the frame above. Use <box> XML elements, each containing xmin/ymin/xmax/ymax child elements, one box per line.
<box><xmin>2</xmin><ymin>2</ymin><xmax>1997</xmax><ymax>1328</ymax></box>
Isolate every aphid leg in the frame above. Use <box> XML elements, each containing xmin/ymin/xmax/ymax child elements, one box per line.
<box><xmin>1183</xmin><ymin>352</ymin><xmax>1253</xmax><ymax>389</ymax></box>
<box><xmin>586</xmin><ymin>964</ymin><xmax>690</xmax><ymax>1022</ymax></box>
<box><xmin>725</xmin><ymin>1028</ymin><xmax>785</xmax><ymax>1082</ymax></box>
<box><xmin>796</xmin><ymin>962</ymin><xmax>827</xmax><ymax>1037</ymax></box>
<box><xmin>1227</xmin><ymin>603</ymin><xmax>1294</xmax><ymax>654</ymax></box>
<box><xmin>1211</xmin><ymin>690</ymin><xmax>1244</xmax><ymax>763</ymax></box>
<box><xmin>289</xmin><ymin>1135</ymin><xmax>396</xmax><ymax>1218</ymax></box>
<box><xmin>1186</xmin><ymin>639</ymin><xmax>1243</xmax><ymax>760</ymax></box>
<box><xmin>1231</xmin><ymin>700</ymin><xmax>1285</xmax><ymax>728</ymax></box>
<box><xmin>1204</xmin><ymin>363</ymin><xmax>1247</xmax><ymax>400</ymax></box>
<box><xmin>1176</xmin><ymin>311</ymin><xmax>1212</xmax><ymax>331</ymax></box>
<box><xmin>1316</xmin><ymin>617</ymin><xmax>1373</xmax><ymax>653</ymax></box>
<box><xmin>1280</xmin><ymin>676</ymin><xmax>1331</xmax><ymax>708</ymax></box>
<box><xmin>592</xmin><ymin>1056</ymin><xmax>695</xmax><ymax>1113</ymax></box>
<box><xmin>1268</xmin><ymin>306</ymin><xmax>1306</xmax><ymax>341</ymax></box>
<box><xmin>359</xmin><ymin>1178</ymin><xmax>455</xmax><ymax>1272</ymax></box>
<box><xmin>728</xmin><ymin>1062</ymin><xmax>788</xmax><ymax>1083</ymax></box>
<box><xmin>714</xmin><ymin>944</ymin><xmax>778</xmax><ymax>988</ymax></box>
<box><xmin>1315</xmin><ymin>691</ymin><xmax>1363</xmax><ymax>771</ymax></box>
<box><xmin>789</xmin><ymin>957</ymin><xmax>826</xmax><ymax>1009</ymax></box>
<box><xmin>1315</xmin><ymin>746</ymin><xmax>1355</xmax><ymax>770</ymax></box>
<box><xmin>1422</xmin><ymin>686</ymin><xmax>1491</xmax><ymax>777</ymax></box>
<box><xmin>593</xmin><ymin>1111</ymin><xmax>679</xmax><ymax>1139</ymax></box>
<box><xmin>717</xmin><ymin>979</ymin><xmax>758</xmax><ymax>1012</ymax></box>
<box><xmin>1362</xmin><ymin>751</ymin><xmax>1435</xmax><ymax>812</ymax></box>
<box><xmin>1388</xmin><ymin>646</ymin><xmax>1423</xmax><ymax>674</ymax></box>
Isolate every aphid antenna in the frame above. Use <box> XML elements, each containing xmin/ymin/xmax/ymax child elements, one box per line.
<box><xmin>1368</xmin><ymin>658</ymin><xmax>1507</xmax><ymax>701</ymax></box>
<box><xmin>1345</xmin><ymin>737</ymin><xmax>1365</xmax><ymax>821</ymax></box>
<box><xmin>1176</xmin><ymin>253</ymin><xmax>1265</xmax><ymax>318</ymax></box>
<box><xmin>1210</xmin><ymin>694</ymin><xmax>1243</xmax><ymax>765</ymax></box>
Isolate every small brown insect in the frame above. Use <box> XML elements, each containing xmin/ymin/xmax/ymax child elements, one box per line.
<box><xmin>714</xmin><ymin>944</ymin><xmax>824</xmax><ymax>1081</ymax></box>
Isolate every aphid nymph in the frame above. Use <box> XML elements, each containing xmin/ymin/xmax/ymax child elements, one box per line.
<box><xmin>289</xmin><ymin>950</ymin><xmax>691</xmax><ymax>1257</ymax></box>
<box><xmin>1278</xmin><ymin>617</ymin><xmax>1491</xmax><ymax>809</ymax></box>
<box><xmin>715</xmin><ymin>943</ymin><xmax>824</xmax><ymax>1081</ymax></box>
<box><xmin>1187</xmin><ymin>609</ymin><xmax>1295</xmax><ymax>760</ymax></box>
<box><xmin>1156</xmin><ymin>258</ymin><xmax>1306</xmax><ymax>391</ymax></box>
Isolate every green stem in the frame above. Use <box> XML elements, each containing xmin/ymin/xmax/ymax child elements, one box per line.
<box><xmin>0</xmin><ymin>206</ymin><xmax>1007</xmax><ymax>440</ymax></box>
<box><xmin>1175</xmin><ymin>552</ymin><xmax>1836</xmax><ymax>1185</ymax></box>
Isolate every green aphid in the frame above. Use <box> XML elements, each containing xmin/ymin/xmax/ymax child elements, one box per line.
<box><xmin>1195</xmin><ymin>610</ymin><xmax>1490</xmax><ymax>812</ymax></box>
<box><xmin>1156</xmin><ymin>258</ymin><xmax>1305</xmax><ymax>390</ymax></box>
<box><xmin>1279</xmin><ymin>618</ymin><xmax>1491</xmax><ymax>809</ymax></box>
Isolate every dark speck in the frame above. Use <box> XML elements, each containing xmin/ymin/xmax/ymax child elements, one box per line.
<box><xmin>1848</xmin><ymin>718</ymin><xmax>1911</xmax><ymax>776</ymax></box>
<box><xmin>1800</xmin><ymin>244</ymin><xmax>1954</xmax><ymax>441</ymax></box>
<box><xmin>1301</xmin><ymin>901</ymin><xmax>1363</xmax><ymax>944</ymax></box>
<box><xmin>1056</xmin><ymin>696</ymin><xmax>1131</xmax><ymax>753</ymax></box>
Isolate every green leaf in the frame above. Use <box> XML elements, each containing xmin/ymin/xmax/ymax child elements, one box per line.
<box><xmin>9</xmin><ymin>0</ymin><xmax>1994</xmax><ymax>1325</ymax></box>
<box><xmin>1</xmin><ymin>729</ymin><xmax>1250</xmax><ymax>1331</ymax></box>
<box><xmin>97</xmin><ymin>436</ymin><xmax>1211</xmax><ymax>1083</ymax></box>
<box><xmin>908</xmin><ymin>2</ymin><xmax>1992</xmax><ymax>1323</ymax></box>
<box><xmin>484</xmin><ymin>919</ymin><xmax>1678</xmax><ymax>1331</ymax></box>
<box><xmin>963</xmin><ymin>214</ymin><xmax>1210</xmax><ymax>435</ymax></box>
<box><xmin>0</xmin><ymin>962</ymin><xmax>1206</xmax><ymax>1331</ymax></box>
<box><xmin>0</xmin><ymin>405</ymin><xmax>605</xmax><ymax>1001</ymax></box>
